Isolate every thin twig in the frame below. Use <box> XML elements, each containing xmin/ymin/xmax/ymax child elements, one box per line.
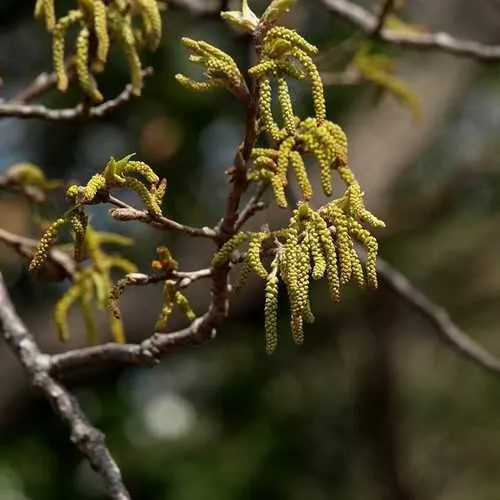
<box><xmin>371</xmin><ymin>0</ymin><xmax>395</xmax><ymax>38</ymax></box>
<box><xmin>375</xmin><ymin>256</ymin><xmax>500</xmax><ymax>376</ymax></box>
<box><xmin>235</xmin><ymin>183</ymin><xmax>268</xmax><ymax>231</ymax></box>
<box><xmin>12</xmin><ymin>62</ymin><xmax>74</xmax><ymax>103</ymax></box>
<box><xmin>50</xmin><ymin>314</ymin><xmax>214</xmax><ymax>373</ymax></box>
<box><xmin>108</xmin><ymin>195</ymin><xmax>217</xmax><ymax>238</ymax></box>
<box><xmin>0</xmin><ymin>69</ymin><xmax>153</xmax><ymax>120</ymax></box>
<box><xmin>321</xmin><ymin>0</ymin><xmax>500</xmax><ymax>61</ymax></box>
<box><xmin>0</xmin><ymin>274</ymin><xmax>130</xmax><ymax>500</ymax></box>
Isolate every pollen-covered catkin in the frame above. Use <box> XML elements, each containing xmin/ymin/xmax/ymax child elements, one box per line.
<box><xmin>292</xmin><ymin>48</ymin><xmax>326</xmax><ymax>122</ymax></box>
<box><xmin>258</xmin><ymin>78</ymin><xmax>282</xmax><ymax>141</ymax></box>
<box><xmin>212</xmin><ymin>232</ymin><xmax>251</xmax><ymax>267</ymax></box>
<box><xmin>247</xmin><ymin>233</ymin><xmax>269</xmax><ymax>280</ymax></box>
<box><xmin>263</xmin><ymin>27</ymin><xmax>318</xmax><ymax>57</ymax></box>
<box><xmin>123</xmin><ymin>177</ymin><xmax>162</xmax><ymax>216</ymax></box>
<box><xmin>68</xmin><ymin>208</ymin><xmax>88</xmax><ymax>262</ymax></box>
<box><xmin>123</xmin><ymin>160</ymin><xmax>160</xmax><ymax>185</ymax></box>
<box><xmin>55</xmin><ymin>284</ymin><xmax>82</xmax><ymax>341</ymax></box>
<box><xmin>29</xmin><ymin>218</ymin><xmax>65</xmax><ymax>273</ymax></box>
<box><xmin>175</xmin><ymin>291</ymin><xmax>196</xmax><ymax>322</ymax></box>
<box><xmin>277</xmin><ymin>77</ymin><xmax>296</xmax><ymax>135</ymax></box>
<box><xmin>53</xmin><ymin>12</ymin><xmax>82</xmax><ymax>92</ymax></box>
<box><xmin>119</xmin><ymin>23</ymin><xmax>143</xmax><ymax>95</ymax></box>
<box><xmin>264</xmin><ymin>259</ymin><xmax>280</xmax><ymax>354</ymax></box>
<box><xmin>35</xmin><ymin>0</ymin><xmax>56</xmax><ymax>31</ymax></box>
<box><xmin>349</xmin><ymin>219</ymin><xmax>379</xmax><ymax>288</ymax></box>
<box><xmin>92</xmin><ymin>0</ymin><xmax>110</xmax><ymax>71</ymax></box>
<box><xmin>305</xmin><ymin>222</ymin><xmax>326</xmax><ymax>280</ymax></box>
<box><xmin>155</xmin><ymin>281</ymin><xmax>176</xmax><ymax>331</ymax></box>
<box><xmin>136</xmin><ymin>0</ymin><xmax>162</xmax><ymax>50</ymax></box>
<box><xmin>289</xmin><ymin>151</ymin><xmax>312</xmax><ymax>201</ymax></box>
<box><xmin>76</xmin><ymin>27</ymin><xmax>104</xmax><ymax>102</ymax></box>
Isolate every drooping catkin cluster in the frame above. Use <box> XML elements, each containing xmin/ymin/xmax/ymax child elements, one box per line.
<box><xmin>68</xmin><ymin>153</ymin><xmax>163</xmax><ymax>215</ymax></box>
<box><xmin>175</xmin><ymin>38</ymin><xmax>247</xmax><ymax>99</ymax></box>
<box><xmin>248</xmin><ymin>25</ymin><xmax>354</xmax><ymax>207</ymax></box>
<box><xmin>198</xmin><ymin>1</ymin><xmax>384</xmax><ymax>352</ymax></box>
<box><xmin>109</xmin><ymin>245</ymin><xmax>197</xmax><ymax>333</ymax></box>
<box><xmin>29</xmin><ymin>154</ymin><xmax>163</xmax><ymax>274</ymax></box>
<box><xmin>53</xmin><ymin>226</ymin><xmax>137</xmax><ymax>343</ymax></box>
<box><xmin>28</xmin><ymin>153</ymin><xmax>168</xmax><ymax>343</ymax></box>
<box><xmin>34</xmin><ymin>0</ymin><xmax>163</xmax><ymax>101</ymax></box>
<box><xmin>155</xmin><ymin>280</ymin><xmax>196</xmax><ymax>331</ymax></box>
<box><xmin>213</xmin><ymin>197</ymin><xmax>384</xmax><ymax>353</ymax></box>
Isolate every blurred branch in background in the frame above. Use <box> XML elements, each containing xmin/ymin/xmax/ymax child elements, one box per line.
<box><xmin>0</xmin><ymin>275</ymin><xmax>131</xmax><ymax>500</ymax></box>
<box><xmin>0</xmin><ymin>69</ymin><xmax>154</xmax><ymax>121</ymax></box>
<box><xmin>321</xmin><ymin>0</ymin><xmax>500</xmax><ymax>60</ymax></box>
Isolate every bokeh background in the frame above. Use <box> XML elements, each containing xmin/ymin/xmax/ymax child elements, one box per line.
<box><xmin>2</xmin><ymin>0</ymin><xmax>500</xmax><ymax>499</ymax></box>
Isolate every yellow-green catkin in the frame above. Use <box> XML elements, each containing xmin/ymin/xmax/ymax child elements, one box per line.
<box><xmin>76</xmin><ymin>27</ymin><xmax>104</xmax><ymax>102</ymax></box>
<box><xmin>29</xmin><ymin>218</ymin><xmax>65</xmax><ymax>273</ymax></box>
<box><xmin>289</xmin><ymin>151</ymin><xmax>312</xmax><ymax>201</ymax></box>
<box><xmin>212</xmin><ymin>232</ymin><xmax>251</xmax><ymax>267</ymax></box>
<box><xmin>306</xmin><ymin>221</ymin><xmax>326</xmax><ymax>280</ymax></box>
<box><xmin>122</xmin><ymin>177</ymin><xmax>161</xmax><ymax>216</ymax></box>
<box><xmin>291</xmin><ymin>240</ymin><xmax>311</xmax><ymax>345</ymax></box>
<box><xmin>277</xmin><ymin>77</ymin><xmax>296</xmax><ymax>135</ymax></box>
<box><xmin>259</xmin><ymin>78</ymin><xmax>282</xmax><ymax>141</ymax></box>
<box><xmin>263</xmin><ymin>27</ymin><xmax>318</xmax><ymax>57</ymax></box>
<box><xmin>92</xmin><ymin>0</ymin><xmax>109</xmax><ymax>71</ymax></box>
<box><xmin>68</xmin><ymin>208</ymin><xmax>88</xmax><ymax>262</ymax></box>
<box><xmin>312</xmin><ymin>213</ymin><xmax>340</xmax><ymax>302</ymax></box>
<box><xmin>234</xmin><ymin>259</ymin><xmax>252</xmax><ymax>293</ymax></box>
<box><xmin>264</xmin><ymin>257</ymin><xmax>280</xmax><ymax>354</ymax></box>
<box><xmin>123</xmin><ymin>160</ymin><xmax>160</xmax><ymax>185</ymax></box>
<box><xmin>291</xmin><ymin>48</ymin><xmax>325</xmax><ymax>122</ymax></box>
<box><xmin>79</xmin><ymin>174</ymin><xmax>106</xmax><ymax>202</ymax></box>
<box><xmin>326</xmin><ymin>122</ymin><xmax>348</xmax><ymax>167</ymax></box>
<box><xmin>35</xmin><ymin>0</ymin><xmax>56</xmax><ymax>31</ymax></box>
<box><xmin>53</xmin><ymin>11</ymin><xmax>83</xmax><ymax>92</ymax></box>
<box><xmin>327</xmin><ymin>204</ymin><xmax>352</xmax><ymax>285</ymax></box>
<box><xmin>118</xmin><ymin>22</ymin><xmax>143</xmax><ymax>96</ymax></box>
<box><xmin>155</xmin><ymin>280</ymin><xmax>176</xmax><ymax>331</ymax></box>
<box><xmin>176</xmin><ymin>75</ymin><xmax>220</xmax><ymax>92</ymax></box>
<box><xmin>349</xmin><ymin>219</ymin><xmax>379</xmax><ymax>288</ymax></box>
<box><xmin>283</xmin><ymin>222</ymin><xmax>299</xmax><ymax>301</ymax></box>
<box><xmin>136</xmin><ymin>0</ymin><xmax>162</xmax><ymax>50</ymax></box>
<box><xmin>299</xmin><ymin>128</ymin><xmax>333</xmax><ymax>196</ymax></box>
<box><xmin>175</xmin><ymin>291</ymin><xmax>196</xmax><ymax>322</ymax></box>
<box><xmin>270</xmin><ymin>172</ymin><xmax>287</xmax><ymax>209</ymax></box>
<box><xmin>247</xmin><ymin>233</ymin><xmax>269</xmax><ymax>280</ymax></box>
<box><xmin>277</xmin><ymin>136</ymin><xmax>295</xmax><ymax>186</ymax></box>
<box><xmin>55</xmin><ymin>284</ymin><xmax>82</xmax><ymax>341</ymax></box>
<box><xmin>350</xmin><ymin>246</ymin><xmax>365</xmax><ymax>289</ymax></box>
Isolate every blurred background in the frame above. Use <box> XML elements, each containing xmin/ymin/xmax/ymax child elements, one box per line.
<box><xmin>3</xmin><ymin>0</ymin><xmax>500</xmax><ymax>498</ymax></box>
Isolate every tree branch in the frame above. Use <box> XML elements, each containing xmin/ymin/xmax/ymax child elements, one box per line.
<box><xmin>0</xmin><ymin>68</ymin><xmax>153</xmax><ymax>121</ymax></box>
<box><xmin>376</xmin><ymin>256</ymin><xmax>500</xmax><ymax>376</ymax></box>
<box><xmin>321</xmin><ymin>0</ymin><xmax>500</xmax><ymax>61</ymax></box>
<box><xmin>0</xmin><ymin>274</ymin><xmax>130</xmax><ymax>500</ymax></box>
<box><xmin>108</xmin><ymin>195</ymin><xmax>217</xmax><ymax>238</ymax></box>
<box><xmin>371</xmin><ymin>0</ymin><xmax>396</xmax><ymax>38</ymax></box>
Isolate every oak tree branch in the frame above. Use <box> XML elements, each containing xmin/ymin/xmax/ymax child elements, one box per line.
<box><xmin>0</xmin><ymin>274</ymin><xmax>131</xmax><ymax>500</ymax></box>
